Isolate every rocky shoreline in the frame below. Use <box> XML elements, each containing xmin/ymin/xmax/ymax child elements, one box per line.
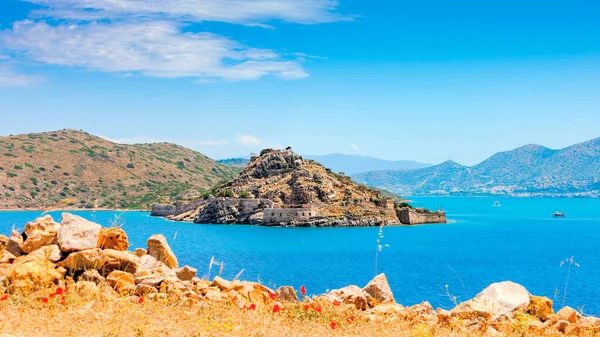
<box><xmin>0</xmin><ymin>213</ymin><xmax>598</xmax><ymax>336</ymax></box>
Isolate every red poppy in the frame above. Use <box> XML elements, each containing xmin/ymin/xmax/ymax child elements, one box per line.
<box><xmin>300</xmin><ymin>285</ymin><xmax>307</xmax><ymax>296</ymax></box>
<box><xmin>303</xmin><ymin>304</ymin><xmax>310</xmax><ymax>311</ymax></box>
<box><xmin>55</xmin><ymin>287</ymin><xmax>64</xmax><ymax>295</ymax></box>
<box><xmin>346</xmin><ymin>316</ymin><xmax>355</xmax><ymax>323</ymax></box>
<box><xmin>0</xmin><ymin>295</ymin><xmax>8</xmax><ymax>301</ymax></box>
<box><xmin>64</xmin><ymin>286</ymin><xmax>69</xmax><ymax>293</ymax></box>
<box><xmin>60</xmin><ymin>300</ymin><xmax>66</xmax><ymax>306</ymax></box>
<box><xmin>41</xmin><ymin>297</ymin><xmax>48</xmax><ymax>303</ymax></box>
<box><xmin>49</xmin><ymin>293</ymin><xmax>56</xmax><ymax>298</ymax></box>
<box><xmin>330</xmin><ymin>320</ymin><xmax>337</xmax><ymax>329</ymax></box>
<box><xmin>248</xmin><ymin>304</ymin><xmax>256</xmax><ymax>310</ymax></box>
<box><xmin>315</xmin><ymin>306</ymin><xmax>323</xmax><ymax>313</ymax></box>
<box><xmin>269</xmin><ymin>293</ymin><xmax>277</xmax><ymax>300</ymax></box>
<box><xmin>333</xmin><ymin>300</ymin><xmax>341</xmax><ymax>306</ymax></box>
<box><xmin>138</xmin><ymin>297</ymin><xmax>144</xmax><ymax>304</ymax></box>
<box><xmin>272</xmin><ymin>304</ymin><xmax>281</xmax><ymax>313</ymax></box>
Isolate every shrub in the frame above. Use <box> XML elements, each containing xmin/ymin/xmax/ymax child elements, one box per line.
<box><xmin>30</xmin><ymin>177</ymin><xmax>38</xmax><ymax>186</ymax></box>
<box><xmin>239</xmin><ymin>191</ymin><xmax>250</xmax><ymax>198</ymax></box>
<box><xmin>24</xmin><ymin>162</ymin><xmax>34</xmax><ymax>168</ymax></box>
<box><xmin>13</xmin><ymin>165</ymin><xmax>23</xmax><ymax>170</ymax></box>
<box><xmin>6</xmin><ymin>172</ymin><xmax>17</xmax><ymax>178</ymax></box>
<box><xmin>397</xmin><ymin>202</ymin><xmax>413</xmax><ymax>209</ymax></box>
<box><xmin>127</xmin><ymin>163</ymin><xmax>135</xmax><ymax>169</ymax></box>
<box><xmin>3</xmin><ymin>153</ymin><xmax>16</xmax><ymax>157</ymax></box>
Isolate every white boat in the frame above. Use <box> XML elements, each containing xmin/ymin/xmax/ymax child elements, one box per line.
<box><xmin>552</xmin><ymin>212</ymin><xmax>565</xmax><ymax>218</ymax></box>
<box><xmin>492</xmin><ymin>201</ymin><xmax>501</xmax><ymax>207</ymax></box>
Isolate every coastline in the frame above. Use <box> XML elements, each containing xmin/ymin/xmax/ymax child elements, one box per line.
<box><xmin>0</xmin><ymin>208</ymin><xmax>149</xmax><ymax>212</ymax></box>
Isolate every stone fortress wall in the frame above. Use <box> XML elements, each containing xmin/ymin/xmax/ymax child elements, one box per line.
<box><xmin>396</xmin><ymin>207</ymin><xmax>447</xmax><ymax>225</ymax></box>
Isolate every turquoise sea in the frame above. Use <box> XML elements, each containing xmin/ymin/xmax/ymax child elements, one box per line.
<box><xmin>1</xmin><ymin>197</ymin><xmax>599</xmax><ymax>314</ymax></box>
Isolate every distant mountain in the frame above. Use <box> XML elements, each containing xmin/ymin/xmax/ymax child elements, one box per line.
<box><xmin>352</xmin><ymin>138</ymin><xmax>600</xmax><ymax>197</ymax></box>
<box><xmin>0</xmin><ymin>129</ymin><xmax>239</xmax><ymax>209</ymax></box>
<box><xmin>217</xmin><ymin>158</ymin><xmax>250</xmax><ymax>168</ymax></box>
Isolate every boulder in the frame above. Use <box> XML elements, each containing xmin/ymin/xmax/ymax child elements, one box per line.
<box><xmin>21</xmin><ymin>215</ymin><xmax>61</xmax><ymax>253</ymax></box>
<box><xmin>135</xmin><ymin>275</ymin><xmax>164</xmax><ymax>287</ymax></box>
<box><xmin>363</xmin><ymin>273</ymin><xmax>394</xmax><ymax>304</ymax></box>
<box><xmin>0</xmin><ymin>250</ymin><xmax>16</xmax><ymax>264</ymax></box>
<box><xmin>545</xmin><ymin>306</ymin><xmax>579</xmax><ymax>326</ymax></box>
<box><xmin>133</xmin><ymin>248</ymin><xmax>147</xmax><ymax>257</ymax></box>
<box><xmin>106</xmin><ymin>270</ymin><xmax>135</xmax><ymax>294</ymax></box>
<box><xmin>97</xmin><ymin>227</ymin><xmax>129</xmax><ymax>251</ymax></box>
<box><xmin>79</xmin><ymin>269</ymin><xmax>105</xmax><ymax>284</ymax></box>
<box><xmin>229</xmin><ymin>281</ymin><xmax>275</xmax><ymax>308</ymax></box>
<box><xmin>276</xmin><ymin>286</ymin><xmax>299</xmax><ymax>303</ymax></box>
<box><xmin>211</xmin><ymin>276</ymin><xmax>231</xmax><ymax>290</ymax></box>
<box><xmin>325</xmin><ymin>285</ymin><xmax>372</xmax><ymax>310</ymax></box>
<box><xmin>135</xmin><ymin>284</ymin><xmax>158</xmax><ymax>296</ymax></box>
<box><xmin>28</xmin><ymin>245</ymin><xmax>62</xmax><ymax>262</ymax></box>
<box><xmin>6</xmin><ymin>230</ymin><xmax>23</xmax><ymax>257</ymax></box>
<box><xmin>175</xmin><ymin>266</ymin><xmax>197</xmax><ymax>281</ymax></box>
<box><xmin>103</xmin><ymin>249</ymin><xmax>140</xmax><ymax>274</ymax></box>
<box><xmin>139</xmin><ymin>254</ymin><xmax>157</xmax><ymax>270</ymax></box>
<box><xmin>57</xmin><ymin>248</ymin><xmax>108</xmax><ymax>271</ymax></box>
<box><xmin>451</xmin><ymin>281</ymin><xmax>531</xmax><ymax>318</ymax></box>
<box><xmin>57</xmin><ymin>213</ymin><xmax>101</xmax><ymax>252</ymax></box>
<box><xmin>147</xmin><ymin>234</ymin><xmax>178</xmax><ymax>269</ymax></box>
<box><xmin>527</xmin><ymin>296</ymin><xmax>554</xmax><ymax>322</ymax></box>
<box><xmin>0</xmin><ymin>234</ymin><xmax>7</xmax><ymax>250</ymax></box>
<box><xmin>7</xmin><ymin>255</ymin><xmax>63</xmax><ymax>293</ymax></box>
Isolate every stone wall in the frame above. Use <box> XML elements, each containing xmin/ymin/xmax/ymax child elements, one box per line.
<box><xmin>396</xmin><ymin>207</ymin><xmax>446</xmax><ymax>225</ymax></box>
<box><xmin>174</xmin><ymin>198</ymin><xmax>206</xmax><ymax>216</ymax></box>
<box><xmin>262</xmin><ymin>206</ymin><xmax>319</xmax><ymax>224</ymax></box>
<box><xmin>194</xmin><ymin>198</ymin><xmax>275</xmax><ymax>224</ymax></box>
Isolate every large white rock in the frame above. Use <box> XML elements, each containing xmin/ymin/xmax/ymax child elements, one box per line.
<box><xmin>57</xmin><ymin>213</ymin><xmax>102</xmax><ymax>252</ymax></box>
<box><xmin>147</xmin><ymin>234</ymin><xmax>178</xmax><ymax>269</ymax></box>
<box><xmin>363</xmin><ymin>273</ymin><xmax>395</xmax><ymax>304</ymax></box>
<box><xmin>451</xmin><ymin>281</ymin><xmax>531</xmax><ymax>318</ymax></box>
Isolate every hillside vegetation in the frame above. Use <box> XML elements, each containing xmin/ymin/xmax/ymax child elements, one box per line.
<box><xmin>0</xmin><ymin>129</ymin><xmax>238</xmax><ymax>209</ymax></box>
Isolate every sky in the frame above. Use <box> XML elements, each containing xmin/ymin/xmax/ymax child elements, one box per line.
<box><xmin>1</xmin><ymin>0</ymin><xmax>599</xmax><ymax>166</ymax></box>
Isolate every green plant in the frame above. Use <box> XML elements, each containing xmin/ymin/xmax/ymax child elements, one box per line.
<box><xmin>13</xmin><ymin>165</ymin><xmax>23</xmax><ymax>170</ymax></box>
<box><xmin>7</xmin><ymin>172</ymin><xmax>17</xmax><ymax>178</ymax></box>
<box><xmin>30</xmin><ymin>177</ymin><xmax>38</xmax><ymax>186</ymax></box>
<box><xmin>239</xmin><ymin>191</ymin><xmax>250</xmax><ymax>198</ymax></box>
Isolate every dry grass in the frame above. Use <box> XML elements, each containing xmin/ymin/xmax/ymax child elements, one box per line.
<box><xmin>0</xmin><ymin>288</ymin><xmax>575</xmax><ymax>337</ymax></box>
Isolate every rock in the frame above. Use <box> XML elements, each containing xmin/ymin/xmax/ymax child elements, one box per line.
<box><xmin>135</xmin><ymin>275</ymin><xmax>164</xmax><ymax>287</ymax></box>
<box><xmin>553</xmin><ymin>320</ymin><xmax>571</xmax><ymax>333</ymax></box>
<box><xmin>363</xmin><ymin>273</ymin><xmax>394</xmax><ymax>304</ymax></box>
<box><xmin>150</xmin><ymin>261</ymin><xmax>177</xmax><ymax>279</ymax></box>
<box><xmin>0</xmin><ymin>250</ymin><xmax>16</xmax><ymax>264</ymax></box>
<box><xmin>527</xmin><ymin>296</ymin><xmax>554</xmax><ymax>322</ymax></box>
<box><xmin>133</xmin><ymin>248</ymin><xmax>147</xmax><ymax>257</ymax></box>
<box><xmin>74</xmin><ymin>281</ymin><xmax>98</xmax><ymax>294</ymax></box>
<box><xmin>412</xmin><ymin>302</ymin><xmax>435</xmax><ymax>316</ymax></box>
<box><xmin>325</xmin><ymin>285</ymin><xmax>372</xmax><ymax>310</ymax></box>
<box><xmin>7</xmin><ymin>255</ymin><xmax>63</xmax><ymax>293</ymax></box>
<box><xmin>146</xmin><ymin>234</ymin><xmax>178</xmax><ymax>269</ymax></box>
<box><xmin>194</xmin><ymin>198</ymin><xmax>274</xmax><ymax>225</ymax></box>
<box><xmin>135</xmin><ymin>284</ymin><xmax>158</xmax><ymax>296</ymax></box>
<box><xmin>211</xmin><ymin>276</ymin><xmax>231</xmax><ymax>290</ymax></box>
<box><xmin>6</xmin><ymin>230</ymin><xmax>23</xmax><ymax>257</ymax></box>
<box><xmin>57</xmin><ymin>248</ymin><xmax>108</xmax><ymax>271</ymax></box>
<box><xmin>80</xmin><ymin>269</ymin><xmax>105</xmax><ymax>284</ymax></box>
<box><xmin>21</xmin><ymin>215</ymin><xmax>61</xmax><ymax>253</ymax></box>
<box><xmin>28</xmin><ymin>245</ymin><xmax>62</xmax><ymax>262</ymax></box>
<box><xmin>229</xmin><ymin>281</ymin><xmax>275</xmax><ymax>308</ymax></box>
<box><xmin>103</xmin><ymin>249</ymin><xmax>140</xmax><ymax>274</ymax></box>
<box><xmin>565</xmin><ymin>324</ymin><xmax>594</xmax><ymax>335</ymax></box>
<box><xmin>175</xmin><ymin>266</ymin><xmax>197</xmax><ymax>281</ymax></box>
<box><xmin>139</xmin><ymin>254</ymin><xmax>157</xmax><ymax>270</ymax></box>
<box><xmin>106</xmin><ymin>270</ymin><xmax>135</xmax><ymax>294</ymax></box>
<box><xmin>150</xmin><ymin>204</ymin><xmax>176</xmax><ymax>217</ymax></box>
<box><xmin>0</xmin><ymin>235</ymin><xmax>7</xmax><ymax>250</ymax></box>
<box><xmin>451</xmin><ymin>281</ymin><xmax>530</xmax><ymax>318</ymax></box>
<box><xmin>546</xmin><ymin>306</ymin><xmax>579</xmax><ymax>326</ymax></box>
<box><xmin>97</xmin><ymin>227</ymin><xmax>129</xmax><ymax>251</ymax></box>
<box><xmin>276</xmin><ymin>286</ymin><xmax>299</xmax><ymax>303</ymax></box>
<box><xmin>57</xmin><ymin>213</ymin><xmax>102</xmax><ymax>252</ymax></box>
<box><xmin>204</xmin><ymin>289</ymin><xmax>227</xmax><ymax>301</ymax></box>
<box><xmin>372</xmin><ymin>303</ymin><xmax>406</xmax><ymax>315</ymax></box>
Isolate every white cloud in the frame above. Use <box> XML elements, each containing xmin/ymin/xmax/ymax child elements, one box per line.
<box><xmin>0</xmin><ymin>20</ymin><xmax>307</xmax><ymax>81</ymax></box>
<box><xmin>350</xmin><ymin>143</ymin><xmax>359</xmax><ymax>151</ymax></box>
<box><xmin>24</xmin><ymin>0</ymin><xmax>348</xmax><ymax>25</ymax></box>
<box><xmin>0</xmin><ymin>64</ymin><xmax>44</xmax><ymax>88</ymax></box>
<box><xmin>237</xmin><ymin>133</ymin><xmax>261</xmax><ymax>146</ymax></box>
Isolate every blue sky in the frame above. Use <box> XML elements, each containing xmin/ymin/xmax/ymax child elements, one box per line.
<box><xmin>1</xmin><ymin>0</ymin><xmax>599</xmax><ymax>165</ymax></box>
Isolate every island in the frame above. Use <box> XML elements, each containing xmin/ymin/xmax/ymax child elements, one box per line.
<box><xmin>152</xmin><ymin>148</ymin><xmax>446</xmax><ymax>226</ymax></box>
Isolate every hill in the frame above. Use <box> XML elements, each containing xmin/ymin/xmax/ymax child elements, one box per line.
<box><xmin>0</xmin><ymin>129</ymin><xmax>239</xmax><ymax>209</ymax></box>
<box><xmin>352</xmin><ymin>138</ymin><xmax>600</xmax><ymax>197</ymax></box>
<box><xmin>217</xmin><ymin>153</ymin><xmax>430</xmax><ymax>175</ymax></box>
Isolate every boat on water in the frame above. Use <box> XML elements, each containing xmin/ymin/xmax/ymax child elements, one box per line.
<box><xmin>552</xmin><ymin>212</ymin><xmax>566</xmax><ymax>218</ymax></box>
<box><xmin>492</xmin><ymin>201</ymin><xmax>501</xmax><ymax>207</ymax></box>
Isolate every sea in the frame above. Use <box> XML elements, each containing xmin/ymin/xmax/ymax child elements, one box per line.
<box><xmin>1</xmin><ymin>197</ymin><xmax>599</xmax><ymax>315</ymax></box>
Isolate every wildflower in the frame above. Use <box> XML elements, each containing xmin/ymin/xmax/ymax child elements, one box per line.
<box><xmin>138</xmin><ymin>297</ymin><xmax>144</xmax><ymax>304</ymax></box>
<box><xmin>330</xmin><ymin>320</ymin><xmax>337</xmax><ymax>329</ymax></box>
<box><xmin>269</xmin><ymin>293</ymin><xmax>277</xmax><ymax>300</ymax></box>
<box><xmin>64</xmin><ymin>286</ymin><xmax>69</xmax><ymax>293</ymax></box>
<box><xmin>49</xmin><ymin>293</ymin><xmax>56</xmax><ymax>298</ymax></box>
<box><xmin>55</xmin><ymin>287</ymin><xmax>64</xmax><ymax>295</ymax></box>
<box><xmin>248</xmin><ymin>304</ymin><xmax>256</xmax><ymax>310</ymax></box>
<box><xmin>300</xmin><ymin>285</ymin><xmax>307</xmax><ymax>296</ymax></box>
<box><xmin>333</xmin><ymin>300</ymin><xmax>341</xmax><ymax>306</ymax></box>
<box><xmin>0</xmin><ymin>295</ymin><xmax>8</xmax><ymax>301</ymax></box>
<box><xmin>41</xmin><ymin>297</ymin><xmax>48</xmax><ymax>303</ymax></box>
<box><xmin>303</xmin><ymin>304</ymin><xmax>310</xmax><ymax>311</ymax></box>
<box><xmin>272</xmin><ymin>304</ymin><xmax>281</xmax><ymax>313</ymax></box>
<box><xmin>315</xmin><ymin>306</ymin><xmax>323</xmax><ymax>313</ymax></box>
<box><xmin>346</xmin><ymin>316</ymin><xmax>355</xmax><ymax>323</ymax></box>
<box><xmin>60</xmin><ymin>300</ymin><xmax>66</xmax><ymax>306</ymax></box>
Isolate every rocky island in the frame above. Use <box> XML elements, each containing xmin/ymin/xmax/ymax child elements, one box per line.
<box><xmin>152</xmin><ymin>148</ymin><xmax>447</xmax><ymax>226</ymax></box>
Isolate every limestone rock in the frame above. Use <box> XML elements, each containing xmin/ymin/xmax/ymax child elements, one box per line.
<box><xmin>7</xmin><ymin>255</ymin><xmax>62</xmax><ymax>293</ymax></box>
<box><xmin>527</xmin><ymin>296</ymin><xmax>554</xmax><ymax>322</ymax></box>
<box><xmin>57</xmin><ymin>248</ymin><xmax>108</xmax><ymax>271</ymax></box>
<box><xmin>135</xmin><ymin>284</ymin><xmax>158</xmax><ymax>296</ymax></box>
<box><xmin>276</xmin><ymin>286</ymin><xmax>299</xmax><ymax>303</ymax></box>
<box><xmin>363</xmin><ymin>273</ymin><xmax>394</xmax><ymax>304</ymax></box>
<box><xmin>211</xmin><ymin>276</ymin><xmax>231</xmax><ymax>290</ymax></box>
<box><xmin>21</xmin><ymin>215</ymin><xmax>61</xmax><ymax>253</ymax></box>
<box><xmin>0</xmin><ymin>235</ymin><xmax>7</xmax><ymax>251</ymax></box>
<box><xmin>97</xmin><ymin>227</ymin><xmax>129</xmax><ymax>251</ymax></box>
<box><xmin>147</xmin><ymin>234</ymin><xmax>178</xmax><ymax>269</ymax></box>
<box><xmin>28</xmin><ymin>245</ymin><xmax>62</xmax><ymax>262</ymax></box>
<box><xmin>372</xmin><ymin>303</ymin><xmax>406</xmax><ymax>315</ymax></box>
<box><xmin>451</xmin><ymin>281</ymin><xmax>531</xmax><ymax>318</ymax></box>
<box><xmin>106</xmin><ymin>270</ymin><xmax>135</xmax><ymax>294</ymax></box>
<box><xmin>0</xmin><ymin>250</ymin><xmax>16</xmax><ymax>264</ymax></box>
<box><xmin>6</xmin><ymin>230</ymin><xmax>23</xmax><ymax>257</ymax></box>
<box><xmin>325</xmin><ymin>285</ymin><xmax>371</xmax><ymax>310</ymax></box>
<box><xmin>175</xmin><ymin>266</ymin><xmax>197</xmax><ymax>281</ymax></box>
<box><xmin>546</xmin><ymin>306</ymin><xmax>579</xmax><ymax>326</ymax></box>
<box><xmin>73</xmin><ymin>280</ymin><xmax>98</xmax><ymax>295</ymax></box>
<box><xmin>103</xmin><ymin>249</ymin><xmax>140</xmax><ymax>274</ymax></box>
<box><xmin>57</xmin><ymin>213</ymin><xmax>102</xmax><ymax>252</ymax></box>
<box><xmin>80</xmin><ymin>269</ymin><xmax>105</xmax><ymax>284</ymax></box>
<box><xmin>135</xmin><ymin>275</ymin><xmax>164</xmax><ymax>287</ymax></box>
<box><xmin>134</xmin><ymin>248</ymin><xmax>146</xmax><ymax>257</ymax></box>
<box><xmin>229</xmin><ymin>281</ymin><xmax>275</xmax><ymax>308</ymax></box>
<box><xmin>139</xmin><ymin>254</ymin><xmax>157</xmax><ymax>270</ymax></box>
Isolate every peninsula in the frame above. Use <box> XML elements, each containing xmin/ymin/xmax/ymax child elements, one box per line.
<box><xmin>152</xmin><ymin>148</ymin><xmax>446</xmax><ymax>226</ymax></box>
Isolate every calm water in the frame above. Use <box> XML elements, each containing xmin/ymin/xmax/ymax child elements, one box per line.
<box><xmin>1</xmin><ymin>197</ymin><xmax>599</xmax><ymax>314</ymax></box>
